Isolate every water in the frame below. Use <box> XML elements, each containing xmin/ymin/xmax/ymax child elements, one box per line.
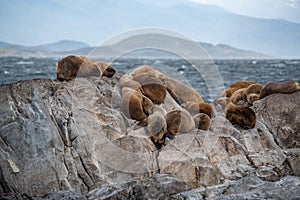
<box><xmin>1</xmin><ymin>57</ymin><xmax>299</xmax><ymax>102</ymax></box>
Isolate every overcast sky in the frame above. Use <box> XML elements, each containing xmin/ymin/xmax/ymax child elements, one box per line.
<box><xmin>1</xmin><ymin>0</ymin><xmax>299</xmax><ymax>45</ymax></box>
<box><xmin>189</xmin><ymin>0</ymin><xmax>300</xmax><ymax>23</ymax></box>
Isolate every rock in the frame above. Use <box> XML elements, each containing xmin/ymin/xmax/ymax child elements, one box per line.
<box><xmin>0</xmin><ymin>75</ymin><xmax>300</xmax><ymax>198</ymax></box>
<box><xmin>0</xmin><ymin>76</ymin><xmax>149</xmax><ymax>196</ymax></box>
<box><xmin>43</xmin><ymin>190</ymin><xmax>87</xmax><ymax>200</ymax></box>
<box><xmin>172</xmin><ymin>175</ymin><xmax>300</xmax><ymax>200</ymax></box>
<box><xmin>0</xmin><ymin>190</ymin><xmax>86</xmax><ymax>200</ymax></box>
<box><xmin>158</xmin><ymin>131</ymin><xmax>222</xmax><ymax>188</ymax></box>
<box><xmin>254</xmin><ymin>91</ymin><xmax>300</xmax><ymax>176</ymax></box>
<box><xmin>87</xmin><ymin>174</ymin><xmax>187</xmax><ymax>200</ymax></box>
<box><xmin>254</xmin><ymin>91</ymin><xmax>300</xmax><ymax>149</ymax></box>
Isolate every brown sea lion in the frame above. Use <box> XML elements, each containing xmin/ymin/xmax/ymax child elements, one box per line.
<box><xmin>229</xmin><ymin>88</ymin><xmax>247</xmax><ymax>105</ymax></box>
<box><xmin>260</xmin><ymin>81</ymin><xmax>299</xmax><ymax>99</ymax></box>
<box><xmin>56</xmin><ymin>55</ymin><xmax>116</xmax><ymax>81</ymax></box>
<box><xmin>225</xmin><ymin>102</ymin><xmax>256</xmax><ymax>129</ymax></box>
<box><xmin>193</xmin><ymin>113</ymin><xmax>211</xmax><ymax>131</ymax></box>
<box><xmin>133</xmin><ymin>74</ymin><xmax>167</xmax><ymax>104</ymax></box>
<box><xmin>129</xmin><ymin>65</ymin><xmax>167</xmax><ymax>84</ymax></box>
<box><xmin>91</xmin><ymin>61</ymin><xmax>116</xmax><ymax>78</ymax></box>
<box><xmin>246</xmin><ymin>94</ymin><xmax>260</xmax><ymax>104</ymax></box>
<box><xmin>166</xmin><ymin>77</ymin><xmax>204</xmax><ymax>105</ymax></box>
<box><xmin>119</xmin><ymin>74</ymin><xmax>142</xmax><ymax>93</ymax></box>
<box><xmin>221</xmin><ymin>80</ymin><xmax>257</xmax><ymax>98</ymax></box>
<box><xmin>214</xmin><ymin>97</ymin><xmax>231</xmax><ymax>111</ymax></box>
<box><xmin>242</xmin><ymin>83</ymin><xmax>263</xmax><ymax>104</ymax></box>
<box><xmin>182</xmin><ymin>101</ymin><xmax>214</xmax><ymax>118</ymax></box>
<box><xmin>56</xmin><ymin>55</ymin><xmax>94</xmax><ymax>81</ymax></box>
<box><xmin>147</xmin><ymin>106</ymin><xmax>167</xmax><ymax>144</ymax></box>
<box><xmin>120</xmin><ymin>87</ymin><xmax>153</xmax><ymax>122</ymax></box>
<box><xmin>166</xmin><ymin>109</ymin><xmax>195</xmax><ymax>136</ymax></box>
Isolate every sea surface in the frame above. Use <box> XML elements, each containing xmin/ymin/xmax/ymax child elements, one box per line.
<box><xmin>1</xmin><ymin>57</ymin><xmax>299</xmax><ymax>102</ymax></box>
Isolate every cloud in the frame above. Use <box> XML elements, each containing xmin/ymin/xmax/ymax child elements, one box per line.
<box><xmin>285</xmin><ymin>0</ymin><xmax>300</xmax><ymax>8</ymax></box>
<box><xmin>188</xmin><ymin>0</ymin><xmax>208</xmax><ymax>3</ymax></box>
<box><xmin>187</xmin><ymin>0</ymin><xmax>300</xmax><ymax>23</ymax></box>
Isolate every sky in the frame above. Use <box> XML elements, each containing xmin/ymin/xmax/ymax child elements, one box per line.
<box><xmin>0</xmin><ymin>0</ymin><xmax>299</xmax><ymax>46</ymax></box>
<box><xmin>189</xmin><ymin>0</ymin><xmax>300</xmax><ymax>23</ymax></box>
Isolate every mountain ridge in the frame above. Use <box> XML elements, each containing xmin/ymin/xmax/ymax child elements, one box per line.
<box><xmin>1</xmin><ymin>0</ymin><xmax>300</xmax><ymax>57</ymax></box>
<box><xmin>0</xmin><ymin>39</ymin><xmax>269</xmax><ymax>59</ymax></box>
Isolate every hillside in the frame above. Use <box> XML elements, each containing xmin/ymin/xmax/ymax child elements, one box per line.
<box><xmin>0</xmin><ymin>40</ymin><xmax>268</xmax><ymax>59</ymax></box>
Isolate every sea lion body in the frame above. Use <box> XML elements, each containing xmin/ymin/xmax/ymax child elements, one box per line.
<box><xmin>129</xmin><ymin>65</ymin><xmax>167</xmax><ymax>84</ymax></box>
<box><xmin>133</xmin><ymin>74</ymin><xmax>167</xmax><ymax>104</ymax></box>
<box><xmin>120</xmin><ymin>87</ymin><xmax>149</xmax><ymax>121</ymax></box>
<box><xmin>182</xmin><ymin>101</ymin><xmax>213</xmax><ymax>118</ymax></box>
<box><xmin>56</xmin><ymin>55</ymin><xmax>115</xmax><ymax>81</ymax></box>
<box><xmin>242</xmin><ymin>83</ymin><xmax>263</xmax><ymax>104</ymax></box>
<box><xmin>222</xmin><ymin>80</ymin><xmax>257</xmax><ymax>98</ymax></box>
<box><xmin>260</xmin><ymin>81</ymin><xmax>299</xmax><ymax>99</ymax></box>
<box><xmin>166</xmin><ymin>109</ymin><xmax>195</xmax><ymax>136</ymax></box>
<box><xmin>119</xmin><ymin>75</ymin><xmax>142</xmax><ymax>93</ymax></box>
<box><xmin>229</xmin><ymin>88</ymin><xmax>247</xmax><ymax>105</ymax></box>
<box><xmin>147</xmin><ymin>106</ymin><xmax>167</xmax><ymax>144</ymax></box>
<box><xmin>56</xmin><ymin>55</ymin><xmax>94</xmax><ymax>81</ymax></box>
<box><xmin>225</xmin><ymin>102</ymin><xmax>256</xmax><ymax>129</ymax></box>
<box><xmin>193</xmin><ymin>113</ymin><xmax>211</xmax><ymax>131</ymax></box>
<box><xmin>166</xmin><ymin>77</ymin><xmax>204</xmax><ymax>105</ymax></box>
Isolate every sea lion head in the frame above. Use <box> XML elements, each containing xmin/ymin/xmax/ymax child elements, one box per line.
<box><xmin>93</xmin><ymin>62</ymin><xmax>116</xmax><ymax>78</ymax></box>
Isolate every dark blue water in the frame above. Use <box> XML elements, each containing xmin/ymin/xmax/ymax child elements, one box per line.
<box><xmin>1</xmin><ymin>57</ymin><xmax>299</xmax><ymax>102</ymax></box>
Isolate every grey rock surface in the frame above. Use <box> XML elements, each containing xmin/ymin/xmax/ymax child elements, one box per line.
<box><xmin>87</xmin><ymin>173</ymin><xmax>187</xmax><ymax>200</ymax></box>
<box><xmin>172</xmin><ymin>175</ymin><xmax>300</xmax><ymax>200</ymax></box>
<box><xmin>0</xmin><ymin>76</ymin><xmax>299</xmax><ymax>199</ymax></box>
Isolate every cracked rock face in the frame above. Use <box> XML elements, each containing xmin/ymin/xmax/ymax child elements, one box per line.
<box><xmin>0</xmin><ymin>76</ymin><xmax>299</xmax><ymax>199</ymax></box>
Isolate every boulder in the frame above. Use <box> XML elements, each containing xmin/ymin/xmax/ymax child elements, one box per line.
<box><xmin>0</xmin><ymin>76</ymin><xmax>299</xmax><ymax>198</ymax></box>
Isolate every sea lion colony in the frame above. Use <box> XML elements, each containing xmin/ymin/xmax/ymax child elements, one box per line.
<box><xmin>56</xmin><ymin>55</ymin><xmax>300</xmax><ymax>146</ymax></box>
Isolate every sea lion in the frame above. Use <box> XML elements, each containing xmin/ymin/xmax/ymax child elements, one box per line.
<box><xmin>229</xmin><ymin>88</ymin><xmax>247</xmax><ymax>105</ymax></box>
<box><xmin>166</xmin><ymin>109</ymin><xmax>195</xmax><ymax>136</ymax></box>
<box><xmin>193</xmin><ymin>113</ymin><xmax>211</xmax><ymax>131</ymax></box>
<box><xmin>90</xmin><ymin>61</ymin><xmax>116</xmax><ymax>78</ymax></box>
<box><xmin>133</xmin><ymin>74</ymin><xmax>167</xmax><ymax>104</ymax></box>
<box><xmin>56</xmin><ymin>55</ymin><xmax>116</xmax><ymax>81</ymax></box>
<box><xmin>147</xmin><ymin>105</ymin><xmax>167</xmax><ymax>144</ymax></box>
<box><xmin>119</xmin><ymin>74</ymin><xmax>142</xmax><ymax>93</ymax></box>
<box><xmin>242</xmin><ymin>83</ymin><xmax>263</xmax><ymax>104</ymax></box>
<box><xmin>225</xmin><ymin>102</ymin><xmax>256</xmax><ymax>129</ymax></box>
<box><xmin>56</xmin><ymin>55</ymin><xmax>94</xmax><ymax>81</ymax></box>
<box><xmin>246</xmin><ymin>93</ymin><xmax>260</xmax><ymax>104</ymax></box>
<box><xmin>260</xmin><ymin>81</ymin><xmax>300</xmax><ymax>99</ymax></box>
<box><xmin>214</xmin><ymin>97</ymin><xmax>231</xmax><ymax>111</ymax></box>
<box><xmin>166</xmin><ymin>77</ymin><xmax>204</xmax><ymax>105</ymax></box>
<box><xmin>221</xmin><ymin>80</ymin><xmax>257</xmax><ymax>98</ymax></box>
<box><xmin>120</xmin><ymin>87</ymin><xmax>153</xmax><ymax>122</ymax></box>
<box><xmin>129</xmin><ymin>65</ymin><xmax>167</xmax><ymax>84</ymax></box>
<box><xmin>182</xmin><ymin>101</ymin><xmax>214</xmax><ymax>118</ymax></box>
<box><xmin>129</xmin><ymin>65</ymin><xmax>157</xmax><ymax>76</ymax></box>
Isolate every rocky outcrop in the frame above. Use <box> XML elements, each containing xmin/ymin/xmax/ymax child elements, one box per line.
<box><xmin>0</xmin><ymin>75</ymin><xmax>299</xmax><ymax>199</ymax></box>
<box><xmin>173</xmin><ymin>175</ymin><xmax>300</xmax><ymax>199</ymax></box>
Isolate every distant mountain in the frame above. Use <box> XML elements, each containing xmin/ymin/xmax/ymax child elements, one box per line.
<box><xmin>37</xmin><ymin>40</ymin><xmax>90</xmax><ymax>52</ymax></box>
<box><xmin>1</xmin><ymin>0</ymin><xmax>300</xmax><ymax>57</ymax></box>
<box><xmin>0</xmin><ymin>39</ymin><xmax>268</xmax><ymax>59</ymax></box>
<box><xmin>0</xmin><ymin>41</ymin><xmax>13</xmax><ymax>47</ymax></box>
<box><xmin>199</xmin><ymin>43</ymin><xmax>268</xmax><ymax>59</ymax></box>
